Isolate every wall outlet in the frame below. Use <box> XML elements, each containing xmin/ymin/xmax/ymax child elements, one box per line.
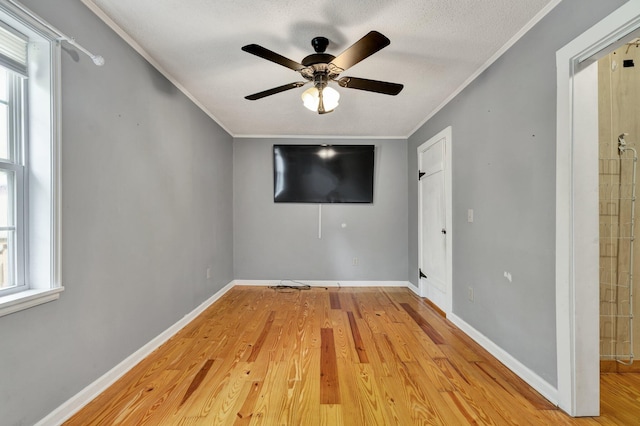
<box><xmin>468</xmin><ymin>209</ymin><xmax>474</xmax><ymax>222</ymax></box>
<box><xmin>468</xmin><ymin>286</ymin><xmax>474</xmax><ymax>302</ymax></box>
<box><xmin>206</xmin><ymin>267</ymin><xmax>211</xmax><ymax>279</ymax></box>
<box><xmin>352</xmin><ymin>257</ymin><xmax>359</xmax><ymax>266</ymax></box>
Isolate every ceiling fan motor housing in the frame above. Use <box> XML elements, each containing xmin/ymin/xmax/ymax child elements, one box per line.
<box><xmin>301</xmin><ymin>37</ymin><xmax>338</xmax><ymax>79</ymax></box>
<box><xmin>301</xmin><ymin>53</ymin><xmax>335</xmax><ymax>67</ymax></box>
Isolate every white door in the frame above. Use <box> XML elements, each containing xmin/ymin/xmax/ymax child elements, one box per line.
<box><xmin>418</xmin><ymin>127</ymin><xmax>451</xmax><ymax>313</ymax></box>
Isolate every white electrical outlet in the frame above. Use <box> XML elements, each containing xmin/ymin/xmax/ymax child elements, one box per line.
<box><xmin>352</xmin><ymin>257</ymin><xmax>359</xmax><ymax>266</ymax></box>
<box><xmin>468</xmin><ymin>209</ymin><xmax>474</xmax><ymax>222</ymax></box>
<box><xmin>468</xmin><ymin>286</ymin><xmax>474</xmax><ymax>302</ymax></box>
<box><xmin>206</xmin><ymin>267</ymin><xmax>211</xmax><ymax>279</ymax></box>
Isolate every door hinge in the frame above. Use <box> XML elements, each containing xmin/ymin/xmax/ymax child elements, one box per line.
<box><xmin>418</xmin><ymin>170</ymin><xmax>425</xmax><ymax>180</ymax></box>
<box><xmin>419</xmin><ymin>268</ymin><xmax>427</xmax><ymax>279</ymax></box>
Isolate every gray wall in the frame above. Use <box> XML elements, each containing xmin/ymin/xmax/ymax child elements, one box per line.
<box><xmin>408</xmin><ymin>0</ymin><xmax>627</xmax><ymax>387</ymax></box>
<box><xmin>234</xmin><ymin>138</ymin><xmax>408</xmax><ymax>281</ymax></box>
<box><xmin>0</xmin><ymin>1</ymin><xmax>234</xmax><ymax>425</ymax></box>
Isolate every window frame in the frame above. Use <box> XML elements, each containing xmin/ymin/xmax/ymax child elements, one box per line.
<box><xmin>0</xmin><ymin>1</ymin><xmax>63</xmax><ymax>317</ymax></box>
<box><xmin>0</xmin><ymin>69</ymin><xmax>27</xmax><ymax>296</ymax></box>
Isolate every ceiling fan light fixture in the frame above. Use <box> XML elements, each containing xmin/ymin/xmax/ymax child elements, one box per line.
<box><xmin>301</xmin><ymin>86</ymin><xmax>340</xmax><ymax>113</ymax></box>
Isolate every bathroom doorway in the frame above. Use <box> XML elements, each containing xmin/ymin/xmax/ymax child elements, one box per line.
<box><xmin>555</xmin><ymin>0</ymin><xmax>640</xmax><ymax>416</ymax></box>
<box><xmin>597</xmin><ymin>43</ymin><xmax>639</xmax><ymax>373</ymax></box>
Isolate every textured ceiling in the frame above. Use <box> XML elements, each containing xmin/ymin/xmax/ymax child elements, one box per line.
<box><xmin>82</xmin><ymin>0</ymin><xmax>558</xmax><ymax>138</ymax></box>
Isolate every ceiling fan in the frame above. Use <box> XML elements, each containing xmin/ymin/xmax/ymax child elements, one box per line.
<box><xmin>241</xmin><ymin>31</ymin><xmax>403</xmax><ymax>114</ymax></box>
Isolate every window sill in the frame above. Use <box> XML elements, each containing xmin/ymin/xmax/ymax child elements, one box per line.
<box><xmin>0</xmin><ymin>287</ymin><xmax>64</xmax><ymax>317</ymax></box>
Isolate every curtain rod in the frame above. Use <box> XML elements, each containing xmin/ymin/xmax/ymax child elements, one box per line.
<box><xmin>5</xmin><ymin>0</ymin><xmax>104</xmax><ymax>66</ymax></box>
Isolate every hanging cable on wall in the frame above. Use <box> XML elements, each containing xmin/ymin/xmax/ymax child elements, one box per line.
<box><xmin>3</xmin><ymin>0</ymin><xmax>104</xmax><ymax>66</ymax></box>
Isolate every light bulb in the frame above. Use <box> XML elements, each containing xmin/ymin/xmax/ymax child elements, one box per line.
<box><xmin>301</xmin><ymin>86</ymin><xmax>340</xmax><ymax>112</ymax></box>
<box><xmin>322</xmin><ymin>87</ymin><xmax>340</xmax><ymax>111</ymax></box>
<box><xmin>301</xmin><ymin>87</ymin><xmax>319</xmax><ymax>111</ymax></box>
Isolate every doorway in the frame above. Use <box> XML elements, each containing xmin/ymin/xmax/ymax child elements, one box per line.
<box><xmin>597</xmin><ymin>44</ymin><xmax>639</xmax><ymax>371</ymax></box>
<box><xmin>417</xmin><ymin>126</ymin><xmax>452</xmax><ymax>315</ymax></box>
<box><xmin>556</xmin><ymin>0</ymin><xmax>640</xmax><ymax>416</ymax></box>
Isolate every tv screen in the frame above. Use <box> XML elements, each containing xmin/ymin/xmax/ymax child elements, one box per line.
<box><xmin>273</xmin><ymin>144</ymin><xmax>375</xmax><ymax>203</ymax></box>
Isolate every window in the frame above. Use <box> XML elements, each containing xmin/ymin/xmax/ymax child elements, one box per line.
<box><xmin>0</xmin><ymin>3</ymin><xmax>62</xmax><ymax>316</ymax></box>
<box><xmin>0</xmin><ymin>24</ymin><xmax>27</xmax><ymax>295</ymax></box>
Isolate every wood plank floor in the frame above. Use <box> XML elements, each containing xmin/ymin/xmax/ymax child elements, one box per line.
<box><xmin>65</xmin><ymin>287</ymin><xmax>640</xmax><ymax>425</ymax></box>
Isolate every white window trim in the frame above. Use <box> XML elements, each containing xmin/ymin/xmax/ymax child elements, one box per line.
<box><xmin>0</xmin><ymin>0</ymin><xmax>62</xmax><ymax>317</ymax></box>
<box><xmin>0</xmin><ymin>286</ymin><xmax>63</xmax><ymax>316</ymax></box>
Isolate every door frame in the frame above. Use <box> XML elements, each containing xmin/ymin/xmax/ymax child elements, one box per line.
<box><xmin>418</xmin><ymin>126</ymin><xmax>453</xmax><ymax>315</ymax></box>
<box><xmin>556</xmin><ymin>0</ymin><xmax>640</xmax><ymax>416</ymax></box>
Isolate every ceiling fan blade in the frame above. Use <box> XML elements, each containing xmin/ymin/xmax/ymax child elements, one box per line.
<box><xmin>330</xmin><ymin>31</ymin><xmax>390</xmax><ymax>72</ymax></box>
<box><xmin>242</xmin><ymin>44</ymin><xmax>305</xmax><ymax>71</ymax></box>
<box><xmin>338</xmin><ymin>77</ymin><xmax>403</xmax><ymax>95</ymax></box>
<box><xmin>245</xmin><ymin>82</ymin><xmax>307</xmax><ymax>100</ymax></box>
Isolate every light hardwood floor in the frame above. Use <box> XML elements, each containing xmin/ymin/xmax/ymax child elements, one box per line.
<box><xmin>65</xmin><ymin>286</ymin><xmax>640</xmax><ymax>425</ymax></box>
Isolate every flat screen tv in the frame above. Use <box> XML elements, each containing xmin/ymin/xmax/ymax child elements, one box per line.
<box><xmin>273</xmin><ymin>144</ymin><xmax>375</xmax><ymax>203</ymax></box>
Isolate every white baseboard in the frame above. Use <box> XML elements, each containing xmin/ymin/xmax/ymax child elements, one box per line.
<box><xmin>407</xmin><ymin>281</ymin><xmax>420</xmax><ymax>295</ymax></box>
<box><xmin>233</xmin><ymin>279</ymin><xmax>411</xmax><ymax>288</ymax></box>
<box><xmin>36</xmin><ymin>281</ymin><xmax>236</xmax><ymax>426</ymax></box>
<box><xmin>447</xmin><ymin>312</ymin><xmax>559</xmax><ymax>405</ymax></box>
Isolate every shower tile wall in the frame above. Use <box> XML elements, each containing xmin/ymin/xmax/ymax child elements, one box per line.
<box><xmin>598</xmin><ymin>44</ymin><xmax>639</xmax><ymax>361</ymax></box>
